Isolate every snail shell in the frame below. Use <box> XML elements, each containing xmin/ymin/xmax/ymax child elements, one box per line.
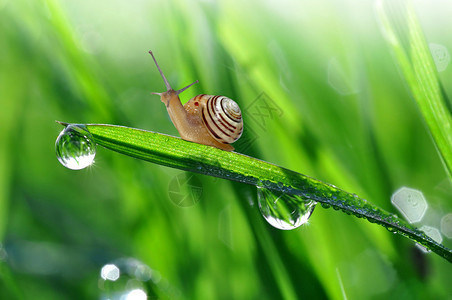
<box><xmin>193</xmin><ymin>94</ymin><xmax>243</xmax><ymax>144</ymax></box>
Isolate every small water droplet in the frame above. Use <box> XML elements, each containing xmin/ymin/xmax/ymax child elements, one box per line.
<box><xmin>55</xmin><ymin>125</ymin><xmax>96</xmax><ymax>170</ymax></box>
<box><xmin>385</xmin><ymin>226</ymin><xmax>397</xmax><ymax>234</ymax></box>
<box><xmin>257</xmin><ymin>187</ymin><xmax>316</xmax><ymax>230</ymax></box>
<box><xmin>320</xmin><ymin>203</ymin><xmax>331</xmax><ymax>209</ymax></box>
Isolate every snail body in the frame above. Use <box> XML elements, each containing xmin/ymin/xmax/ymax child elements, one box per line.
<box><xmin>149</xmin><ymin>51</ymin><xmax>243</xmax><ymax>151</ymax></box>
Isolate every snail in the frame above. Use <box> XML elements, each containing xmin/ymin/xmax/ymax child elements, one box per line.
<box><xmin>149</xmin><ymin>51</ymin><xmax>243</xmax><ymax>151</ymax></box>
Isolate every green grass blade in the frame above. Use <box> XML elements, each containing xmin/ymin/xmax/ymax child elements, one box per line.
<box><xmin>61</xmin><ymin>123</ymin><xmax>452</xmax><ymax>262</ymax></box>
<box><xmin>376</xmin><ymin>0</ymin><xmax>452</xmax><ymax>178</ymax></box>
<box><xmin>0</xmin><ymin>263</ymin><xmax>25</xmax><ymax>299</ymax></box>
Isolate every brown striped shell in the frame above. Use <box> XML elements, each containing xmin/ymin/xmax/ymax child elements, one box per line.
<box><xmin>201</xmin><ymin>95</ymin><xmax>243</xmax><ymax>144</ymax></box>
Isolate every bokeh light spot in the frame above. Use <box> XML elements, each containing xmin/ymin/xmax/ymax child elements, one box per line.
<box><xmin>80</xmin><ymin>30</ymin><xmax>105</xmax><ymax>54</ymax></box>
<box><xmin>327</xmin><ymin>57</ymin><xmax>359</xmax><ymax>95</ymax></box>
<box><xmin>416</xmin><ymin>225</ymin><xmax>443</xmax><ymax>253</ymax></box>
<box><xmin>124</xmin><ymin>289</ymin><xmax>147</xmax><ymax>300</ymax></box>
<box><xmin>440</xmin><ymin>213</ymin><xmax>452</xmax><ymax>239</ymax></box>
<box><xmin>101</xmin><ymin>264</ymin><xmax>120</xmax><ymax>281</ymax></box>
<box><xmin>391</xmin><ymin>187</ymin><xmax>427</xmax><ymax>223</ymax></box>
<box><xmin>429</xmin><ymin>43</ymin><xmax>450</xmax><ymax>72</ymax></box>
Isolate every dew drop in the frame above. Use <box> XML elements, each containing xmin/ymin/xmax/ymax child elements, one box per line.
<box><xmin>257</xmin><ymin>187</ymin><xmax>316</xmax><ymax>230</ymax></box>
<box><xmin>385</xmin><ymin>226</ymin><xmax>396</xmax><ymax>234</ymax></box>
<box><xmin>320</xmin><ymin>202</ymin><xmax>331</xmax><ymax>209</ymax></box>
<box><xmin>55</xmin><ymin>124</ymin><xmax>96</xmax><ymax>170</ymax></box>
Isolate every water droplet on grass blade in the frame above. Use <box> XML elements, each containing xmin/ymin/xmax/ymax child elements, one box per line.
<box><xmin>55</xmin><ymin>124</ymin><xmax>96</xmax><ymax>170</ymax></box>
<box><xmin>257</xmin><ymin>187</ymin><xmax>316</xmax><ymax>230</ymax></box>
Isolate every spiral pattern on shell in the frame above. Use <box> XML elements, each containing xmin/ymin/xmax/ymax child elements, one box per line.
<box><xmin>201</xmin><ymin>95</ymin><xmax>243</xmax><ymax>144</ymax></box>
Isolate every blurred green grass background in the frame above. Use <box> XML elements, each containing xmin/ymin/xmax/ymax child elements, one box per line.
<box><xmin>1</xmin><ymin>0</ymin><xmax>451</xmax><ymax>299</ymax></box>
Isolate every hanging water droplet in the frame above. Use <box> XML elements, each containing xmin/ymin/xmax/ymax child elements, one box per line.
<box><xmin>320</xmin><ymin>202</ymin><xmax>331</xmax><ymax>209</ymax></box>
<box><xmin>55</xmin><ymin>124</ymin><xmax>96</xmax><ymax>170</ymax></box>
<box><xmin>257</xmin><ymin>187</ymin><xmax>316</xmax><ymax>230</ymax></box>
